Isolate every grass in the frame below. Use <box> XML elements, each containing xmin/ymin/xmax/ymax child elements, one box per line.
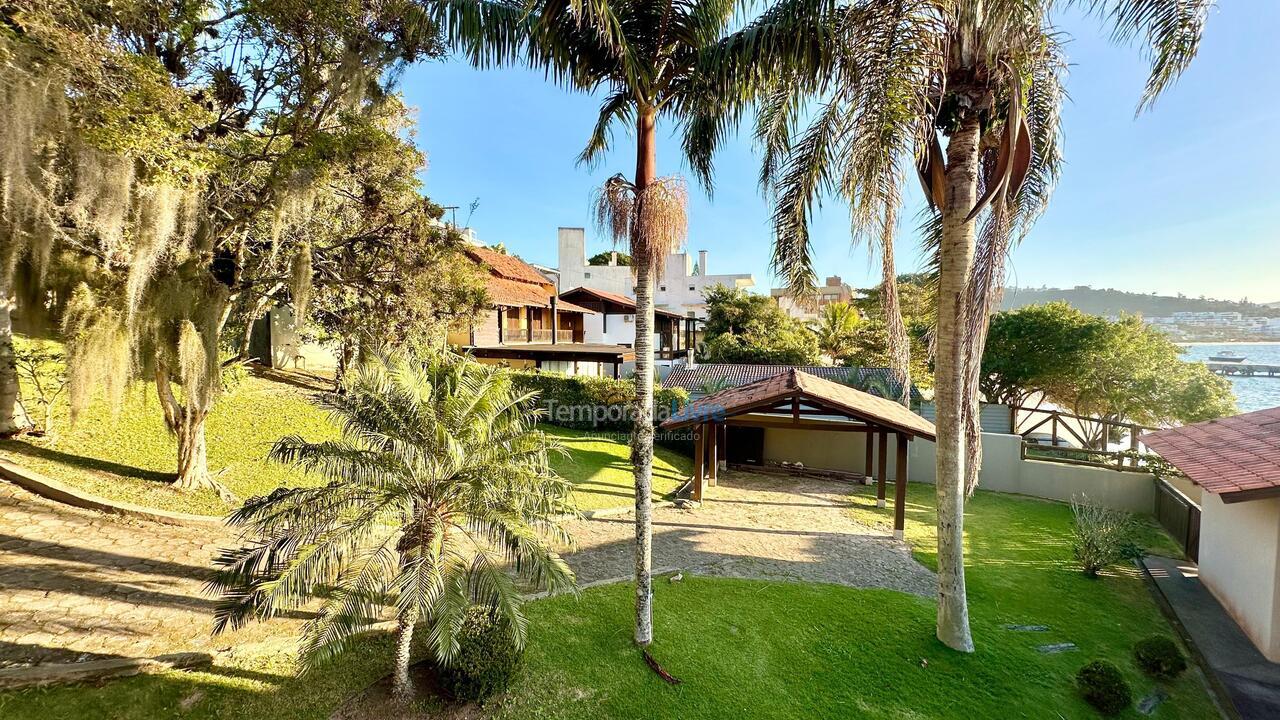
<box><xmin>0</xmin><ymin>373</ymin><xmax>340</xmax><ymax>515</ymax></box>
<box><xmin>0</xmin><ymin>485</ymin><xmax>1215</xmax><ymax>720</ymax></box>
<box><xmin>545</xmin><ymin>426</ymin><xmax>690</xmax><ymax>511</ymax></box>
<box><xmin>0</xmin><ymin>370</ymin><xmax>690</xmax><ymax>516</ymax></box>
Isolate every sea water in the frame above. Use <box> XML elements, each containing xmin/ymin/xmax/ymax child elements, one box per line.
<box><xmin>1180</xmin><ymin>343</ymin><xmax>1280</xmax><ymax>413</ymax></box>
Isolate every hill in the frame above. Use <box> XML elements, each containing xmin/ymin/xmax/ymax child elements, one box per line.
<box><xmin>999</xmin><ymin>286</ymin><xmax>1280</xmax><ymax>318</ymax></box>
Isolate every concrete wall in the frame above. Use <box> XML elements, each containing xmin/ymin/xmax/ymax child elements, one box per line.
<box><xmin>1199</xmin><ymin>494</ymin><xmax>1280</xmax><ymax>662</ymax></box>
<box><xmin>905</xmin><ymin>432</ymin><xmax>1156</xmax><ymax>514</ymax></box>
<box><xmin>761</xmin><ymin>427</ymin><xmax>906</xmax><ymax>481</ymax></box>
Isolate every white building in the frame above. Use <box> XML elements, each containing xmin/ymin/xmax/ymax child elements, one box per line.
<box><xmin>556</xmin><ymin>227</ymin><xmax>754</xmax><ymax>320</ymax></box>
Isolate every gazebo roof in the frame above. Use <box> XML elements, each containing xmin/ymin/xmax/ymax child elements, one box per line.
<box><xmin>1142</xmin><ymin>407</ymin><xmax>1280</xmax><ymax>503</ymax></box>
<box><xmin>661</xmin><ymin>368</ymin><xmax>936</xmax><ymax>440</ymax></box>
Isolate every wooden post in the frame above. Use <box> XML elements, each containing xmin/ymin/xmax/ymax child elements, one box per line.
<box><xmin>707</xmin><ymin>421</ymin><xmax>719</xmax><ymax>487</ymax></box>
<box><xmin>718</xmin><ymin>423</ymin><xmax>728</xmax><ymax>473</ymax></box>
<box><xmin>692</xmin><ymin>423</ymin><xmax>705</xmax><ymax>502</ymax></box>
<box><xmin>497</xmin><ymin>308</ymin><xmax>505</xmax><ymax>344</ymax></box>
<box><xmin>863</xmin><ymin>432</ymin><xmax>874</xmax><ymax>486</ymax></box>
<box><xmin>894</xmin><ymin>433</ymin><xmax>908</xmax><ymax>540</ymax></box>
<box><xmin>527</xmin><ymin>307</ymin><xmax>533</xmax><ymax>343</ymax></box>
<box><xmin>550</xmin><ymin>296</ymin><xmax>559</xmax><ymax>344</ymax></box>
<box><xmin>876</xmin><ymin>430</ymin><xmax>888</xmax><ymax>508</ymax></box>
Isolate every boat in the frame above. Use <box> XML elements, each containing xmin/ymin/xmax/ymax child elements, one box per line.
<box><xmin>1209</xmin><ymin>351</ymin><xmax>1248</xmax><ymax>363</ymax></box>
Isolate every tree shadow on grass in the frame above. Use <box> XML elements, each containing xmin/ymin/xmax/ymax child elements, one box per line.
<box><xmin>0</xmin><ymin>441</ymin><xmax>173</xmax><ymax>484</ymax></box>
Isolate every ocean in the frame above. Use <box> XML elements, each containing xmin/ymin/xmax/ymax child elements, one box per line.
<box><xmin>1180</xmin><ymin>343</ymin><xmax>1280</xmax><ymax>413</ymax></box>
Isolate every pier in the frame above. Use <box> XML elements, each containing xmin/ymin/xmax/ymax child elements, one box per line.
<box><xmin>1207</xmin><ymin>362</ymin><xmax>1280</xmax><ymax>378</ymax></box>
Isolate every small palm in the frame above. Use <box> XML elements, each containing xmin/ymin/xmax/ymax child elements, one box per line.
<box><xmin>814</xmin><ymin>302</ymin><xmax>860</xmax><ymax>359</ymax></box>
<box><xmin>209</xmin><ymin>349</ymin><xmax>575</xmax><ymax>693</ymax></box>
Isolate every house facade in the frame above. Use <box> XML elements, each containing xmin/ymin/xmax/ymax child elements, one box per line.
<box><xmin>448</xmin><ymin>246</ymin><xmax>635</xmax><ymax>377</ymax></box>
<box><xmin>555</xmin><ymin>227</ymin><xmax>754</xmax><ymax>321</ymax></box>
<box><xmin>771</xmin><ymin>276</ymin><xmax>856</xmax><ymax>322</ymax></box>
<box><xmin>558</xmin><ymin>286</ymin><xmax>693</xmax><ymax>370</ymax></box>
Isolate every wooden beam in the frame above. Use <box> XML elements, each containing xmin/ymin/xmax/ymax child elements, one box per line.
<box><xmin>707</xmin><ymin>421</ymin><xmax>719</xmax><ymax>487</ymax></box>
<box><xmin>724</xmin><ymin>417</ymin><xmax>875</xmax><ymax>432</ymax></box>
<box><xmin>894</xmin><ymin>433</ymin><xmax>908</xmax><ymax>539</ymax></box>
<box><xmin>692</xmin><ymin>423</ymin><xmax>705</xmax><ymax>502</ymax></box>
<box><xmin>864</xmin><ymin>432</ymin><xmax>874</xmax><ymax>486</ymax></box>
<box><xmin>876</xmin><ymin>430</ymin><xmax>888</xmax><ymax>508</ymax></box>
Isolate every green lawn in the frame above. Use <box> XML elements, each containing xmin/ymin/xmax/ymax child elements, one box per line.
<box><xmin>0</xmin><ymin>373</ymin><xmax>689</xmax><ymax>515</ymax></box>
<box><xmin>0</xmin><ymin>484</ymin><xmax>1216</xmax><ymax>720</ymax></box>
<box><xmin>0</xmin><ymin>373</ymin><xmax>340</xmax><ymax>515</ymax></box>
<box><xmin>545</xmin><ymin>426</ymin><xmax>690</xmax><ymax>511</ymax></box>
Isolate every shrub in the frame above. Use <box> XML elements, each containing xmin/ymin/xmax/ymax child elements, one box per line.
<box><xmin>438</xmin><ymin>606</ymin><xmax>524</xmax><ymax>703</ymax></box>
<box><xmin>1134</xmin><ymin>636</ymin><xmax>1187</xmax><ymax>680</ymax></box>
<box><xmin>510</xmin><ymin>371</ymin><xmax>688</xmax><ymax>431</ymax></box>
<box><xmin>1076</xmin><ymin>660</ymin><xmax>1132</xmax><ymax>716</ymax></box>
<box><xmin>1070</xmin><ymin>496</ymin><xmax>1138</xmax><ymax>578</ymax></box>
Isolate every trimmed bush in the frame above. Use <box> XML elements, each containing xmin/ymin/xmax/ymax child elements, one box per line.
<box><xmin>1076</xmin><ymin>660</ymin><xmax>1132</xmax><ymax>716</ymax></box>
<box><xmin>1134</xmin><ymin>636</ymin><xmax>1187</xmax><ymax>680</ymax></box>
<box><xmin>438</xmin><ymin>607</ymin><xmax>524</xmax><ymax>703</ymax></box>
<box><xmin>1070</xmin><ymin>496</ymin><xmax>1138</xmax><ymax>578</ymax></box>
<box><xmin>511</xmin><ymin>371</ymin><xmax>688</xmax><ymax>431</ymax></box>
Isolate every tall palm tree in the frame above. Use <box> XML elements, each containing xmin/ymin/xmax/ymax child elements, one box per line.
<box><xmin>429</xmin><ymin>0</ymin><xmax>825</xmax><ymax>646</ymax></box>
<box><xmin>813</xmin><ymin>301</ymin><xmax>861</xmax><ymax>360</ymax></box>
<box><xmin>209</xmin><ymin>349</ymin><xmax>575</xmax><ymax>698</ymax></box>
<box><xmin>759</xmin><ymin>0</ymin><xmax>1213</xmax><ymax>651</ymax></box>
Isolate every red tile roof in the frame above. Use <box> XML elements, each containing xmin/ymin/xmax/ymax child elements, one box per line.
<box><xmin>661</xmin><ymin>368</ymin><xmax>935</xmax><ymax>440</ymax></box>
<box><xmin>1142</xmin><ymin>407</ymin><xmax>1280</xmax><ymax>502</ymax></box>
<box><xmin>466</xmin><ymin>247</ymin><xmax>552</xmax><ymax>286</ymax></box>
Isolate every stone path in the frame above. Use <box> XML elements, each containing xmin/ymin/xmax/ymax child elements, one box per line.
<box><xmin>0</xmin><ymin>482</ymin><xmax>299</xmax><ymax>669</ymax></box>
<box><xmin>0</xmin><ymin>468</ymin><xmax>933</xmax><ymax>669</ymax></box>
<box><xmin>561</xmin><ymin>469</ymin><xmax>936</xmax><ymax>597</ymax></box>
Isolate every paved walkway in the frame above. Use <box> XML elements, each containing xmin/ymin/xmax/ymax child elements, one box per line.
<box><xmin>0</xmin><ymin>469</ymin><xmax>932</xmax><ymax>669</ymax></box>
<box><xmin>1143</xmin><ymin>555</ymin><xmax>1280</xmax><ymax>719</ymax></box>
<box><xmin>561</xmin><ymin>470</ymin><xmax>935</xmax><ymax>597</ymax></box>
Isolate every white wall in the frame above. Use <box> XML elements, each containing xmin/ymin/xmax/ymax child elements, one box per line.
<box><xmin>906</xmin><ymin>432</ymin><xmax>1157</xmax><ymax>513</ymax></box>
<box><xmin>556</xmin><ymin>226</ymin><xmax>755</xmax><ymax>320</ymax></box>
<box><xmin>1199</xmin><ymin>494</ymin><xmax>1280</xmax><ymax>662</ymax></box>
<box><xmin>763</xmin><ymin>427</ymin><xmax>906</xmax><ymax>481</ymax></box>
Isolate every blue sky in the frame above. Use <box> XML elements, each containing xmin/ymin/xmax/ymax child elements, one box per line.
<box><xmin>399</xmin><ymin>3</ymin><xmax>1280</xmax><ymax>303</ymax></box>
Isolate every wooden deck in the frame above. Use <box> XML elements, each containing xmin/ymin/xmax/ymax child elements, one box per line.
<box><xmin>1206</xmin><ymin>362</ymin><xmax>1280</xmax><ymax>378</ymax></box>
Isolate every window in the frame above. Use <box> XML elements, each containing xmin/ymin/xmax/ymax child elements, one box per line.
<box><xmin>584</xmin><ymin>272</ymin><xmax>591</xmax><ymax>279</ymax></box>
<box><xmin>659</xmin><ymin>285</ymin><xmax>666</xmax><ymax>291</ymax></box>
<box><xmin>688</xmin><ymin>285</ymin><xmax>695</xmax><ymax>291</ymax></box>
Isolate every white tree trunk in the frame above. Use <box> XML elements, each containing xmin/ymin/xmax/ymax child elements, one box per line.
<box><xmin>934</xmin><ymin>115</ymin><xmax>981</xmax><ymax>653</ymax></box>
<box><xmin>0</xmin><ymin>278</ymin><xmax>30</xmax><ymax>435</ymax></box>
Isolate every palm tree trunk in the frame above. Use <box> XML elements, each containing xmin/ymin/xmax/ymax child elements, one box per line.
<box><xmin>631</xmin><ymin>106</ymin><xmax>658</xmax><ymax>647</ymax></box>
<box><xmin>879</xmin><ymin>208</ymin><xmax>911</xmax><ymax>407</ymax></box>
<box><xmin>934</xmin><ymin>114</ymin><xmax>981</xmax><ymax>653</ymax></box>
<box><xmin>392</xmin><ymin>607</ymin><xmax>419</xmax><ymax>700</ymax></box>
<box><xmin>0</xmin><ymin>277</ymin><xmax>29</xmax><ymax>436</ymax></box>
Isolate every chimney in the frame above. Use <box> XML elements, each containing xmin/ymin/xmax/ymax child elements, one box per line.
<box><xmin>698</xmin><ymin>250</ymin><xmax>708</xmax><ymax>276</ymax></box>
<box><xmin>610</xmin><ymin>251</ymin><xmax>617</xmax><ymax>266</ymax></box>
<box><xmin>826</xmin><ymin>276</ymin><xmax>840</xmax><ymax>287</ymax></box>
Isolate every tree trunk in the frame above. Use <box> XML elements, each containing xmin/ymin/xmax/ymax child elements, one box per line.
<box><xmin>392</xmin><ymin>607</ymin><xmax>419</xmax><ymax>701</ymax></box>
<box><xmin>879</xmin><ymin>207</ymin><xmax>911</xmax><ymax>407</ymax></box>
<box><xmin>933</xmin><ymin>114</ymin><xmax>981</xmax><ymax>653</ymax></box>
<box><xmin>155</xmin><ymin>366</ymin><xmax>228</xmax><ymax>499</ymax></box>
<box><xmin>0</xmin><ymin>278</ymin><xmax>30</xmax><ymax>436</ymax></box>
<box><xmin>631</xmin><ymin>106</ymin><xmax>658</xmax><ymax>648</ymax></box>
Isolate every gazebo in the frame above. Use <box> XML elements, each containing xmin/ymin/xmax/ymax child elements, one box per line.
<box><xmin>660</xmin><ymin>368</ymin><xmax>936</xmax><ymax>539</ymax></box>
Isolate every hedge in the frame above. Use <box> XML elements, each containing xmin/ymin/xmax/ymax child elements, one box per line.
<box><xmin>511</xmin><ymin>371</ymin><xmax>688</xmax><ymax>432</ymax></box>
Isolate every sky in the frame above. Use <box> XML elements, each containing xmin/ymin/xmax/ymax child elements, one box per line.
<box><xmin>398</xmin><ymin>3</ymin><xmax>1280</xmax><ymax>304</ymax></box>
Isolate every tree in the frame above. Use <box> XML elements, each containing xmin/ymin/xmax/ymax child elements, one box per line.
<box><xmin>846</xmin><ymin>275</ymin><xmax>935</xmax><ymax>389</ymax></box>
<box><xmin>432</xmin><ymin>0</ymin><xmax>822</xmax><ymax>646</ymax></box>
<box><xmin>759</xmin><ymin>0</ymin><xmax>1213</xmax><ymax>651</ymax></box>
<box><xmin>813</xmin><ymin>302</ymin><xmax>861</xmax><ymax>360</ymax></box>
<box><xmin>3</xmin><ymin>0</ymin><xmax>460</xmax><ymax>496</ymax></box>
<box><xmin>588</xmin><ymin>251</ymin><xmax>630</xmax><ymax>266</ymax></box>
<box><xmin>982</xmin><ymin>305</ymin><xmax>1235</xmax><ymax>442</ymax></box>
<box><xmin>981</xmin><ymin>302</ymin><xmax>1109</xmax><ymax>407</ymax></box>
<box><xmin>210</xmin><ymin>349</ymin><xmax>575</xmax><ymax>699</ymax></box>
<box><xmin>700</xmin><ymin>284</ymin><xmax>820</xmax><ymax>364</ymax></box>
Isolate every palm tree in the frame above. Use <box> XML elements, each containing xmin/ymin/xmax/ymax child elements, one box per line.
<box><xmin>812</xmin><ymin>301</ymin><xmax>861</xmax><ymax>360</ymax></box>
<box><xmin>429</xmin><ymin>0</ymin><xmax>825</xmax><ymax>646</ymax></box>
<box><xmin>209</xmin><ymin>349</ymin><xmax>575</xmax><ymax>698</ymax></box>
<box><xmin>760</xmin><ymin>0</ymin><xmax>1213</xmax><ymax>651</ymax></box>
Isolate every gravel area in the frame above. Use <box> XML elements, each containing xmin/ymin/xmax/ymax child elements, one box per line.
<box><xmin>560</xmin><ymin>469</ymin><xmax>936</xmax><ymax>597</ymax></box>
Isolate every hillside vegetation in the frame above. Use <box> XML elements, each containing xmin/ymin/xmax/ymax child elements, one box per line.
<box><xmin>1001</xmin><ymin>286</ymin><xmax>1280</xmax><ymax>318</ymax></box>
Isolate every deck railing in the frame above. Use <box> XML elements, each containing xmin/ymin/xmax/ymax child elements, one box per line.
<box><xmin>1013</xmin><ymin>405</ymin><xmax>1159</xmax><ymax>471</ymax></box>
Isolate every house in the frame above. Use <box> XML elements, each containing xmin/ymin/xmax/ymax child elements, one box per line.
<box><xmin>557</xmin><ymin>286</ymin><xmax>694</xmax><ymax>369</ymax></box>
<box><xmin>771</xmin><ymin>276</ymin><xmax>856</xmax><ymax>322</ymax></box>
<box><xmin>447</xmin><ymin>246</ymin><xmax>635</xmax><ymax>377</ymax></box>
<box><xmin>555</xmin><ymin>227</ymin><xmax>754</xmax><ymax>321</ymax></box>
<box><xmin>1142</xmin><ymin>407</ymin><xmax>1280</xmax><ymax>662</ymax></box>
